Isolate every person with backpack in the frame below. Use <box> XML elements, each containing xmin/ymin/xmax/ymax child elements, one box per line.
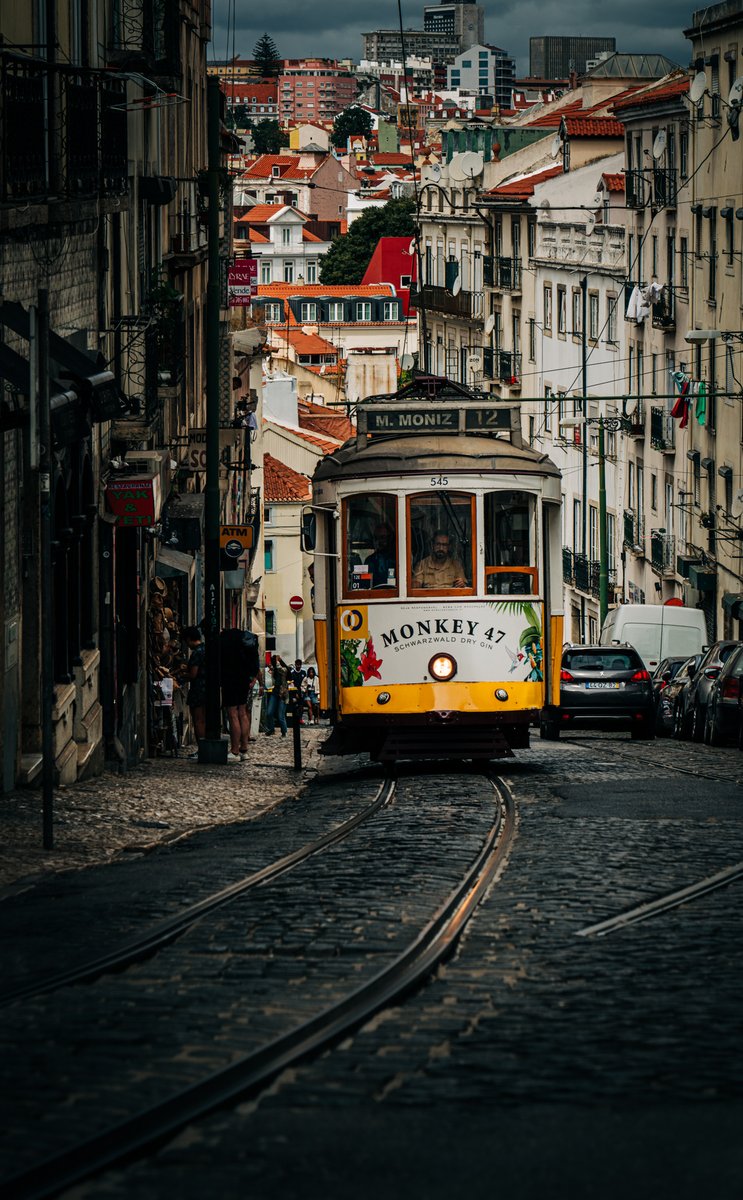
<box><xmin>220</xmin><ymin>626</ymin><xmax>260</xmax><ymax>762</ymax></box>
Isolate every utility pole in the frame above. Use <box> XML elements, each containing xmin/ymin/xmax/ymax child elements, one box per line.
<box><xmin>598</xmin><ymin>418</ymin><xmax>608</xmax><ymax>627</ymax></box>
<box><xmin>38</xmin><ymin>289</ymin><xmax>54</xmax><ymax>847</ymax></box>
<box><xmin>580</xmin><ymin>275</ymin><xmax>588</xmax><ymax>642</ymax></box>
<box><xmin>200</xmin><ymin>77</ymin><xmax>227</xmax><ymax>764</ymax></box>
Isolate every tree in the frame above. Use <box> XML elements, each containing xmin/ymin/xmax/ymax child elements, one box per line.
<box><xmin>230</xmin><ymin>105</ymin><xmax>252</xmax><ymax>130</ymax></box>
<box><xmin>331</xmin><ymin>105</ymin><xmax>374</xmax><ymax>150</ymax></box>
<box><xmin>319</xmin><ymin>199</ymin><xmax>416</xmax><ymax>285</ymax></box>
<box><xmin>252</xmin><ymin>120</ymin><xmax>283</xmax><ymax>155</ymax></box>
<box><xmin>253</xmin><ymin>33</ymin><xmax>281</xmax><ymax>79</ymax></box>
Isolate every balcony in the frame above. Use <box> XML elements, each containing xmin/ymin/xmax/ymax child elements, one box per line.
<box><xmin>494</xmin><ymin>256</ymin><xmax>521</xmax><ymax>291</ymax></box>
<box><xmin>622</xmin><ymin>400</ymin><xmax>645</xmax><ymax>437</ymax></box>
<box><xmin>650</xmin><ymin>406</ymin><xmax>675</xmax><ymax>452</ymax></box>
<box><xmin>482</xmin><ymin>255</ymin><xmax>494</xmax><ymax>287</ymax></box>
<box><xmin>562</xmin><ymin>547</ymin><xmax>574</xmax><ymax>585</ymax></box>
<box><xmin>108</xmin><ymin>0</ymin><xmax>181</xmax><ymax>80</ymax></box>
<box><xmin>651</xmin><ymin>530</ymin><xmax>676</xmax><ymax>576</ymax></box>
<box><xmin>651</xmin><ymin>288</ymin><xmax>675</xmax><ymax>332</ymax></box>
<box><xmin>570</xmin><ymin>553</ymin><xmax>617</xmax><ymax>597</ymax></box>
<box><xmin>625</xmin><ymin>168</ymin><xmax>647</xmax><ymax>209</ymax></box>
<box><xmin>623</xmin><ymin>509</ymin><xmax>645</xmax><ymax>554</ymax></box>
<box><xmin>573</xmin><ymin>552</ymin><xmax>589</xmax><ymax>592</ymax></box>
<box><xmin>409</xmin><ymin>284</ymin><xmax>484</xmax><ymax>320</ymax></box>
<box><xmin>497</xmin><ymin>351</ymin><xmax>522</xmax><ymax>386</ymax></box>
<box><xmin>652</xmin><ymin>167</ymin><xmax>677</xmax><ymax>209</ymax></box>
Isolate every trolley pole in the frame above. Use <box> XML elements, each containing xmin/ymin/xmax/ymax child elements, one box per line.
<box><xmin>580</xmin><ymin>275</ymin><xmax>588</xmax><ymax>642</ymax></box>
<box><xmin>598</xmin><ymin>419</ymin><xmax>608</xmax><ymax>627</ymax></box>
<box><xmin>200</xmin><ymin>77</ymin><xmax>227</xmax><ymax>764</ymax></box>
<box><xmin>292</xmin><ymin>691</ymin><xmax>302</xmax><ymax>771</ymax></box>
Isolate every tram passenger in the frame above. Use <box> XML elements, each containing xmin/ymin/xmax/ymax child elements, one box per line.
<box><xmin>412</xmin><ymin>530</ymin><xmax>467</xmax><ymax>589</ymax></box>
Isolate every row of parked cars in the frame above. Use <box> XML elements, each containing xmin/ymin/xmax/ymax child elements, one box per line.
<box><xmin>540</xmin><ymin>640</ymin><xmax>743</xmax><ymax>747</ymax></box>
<box><xmin>652</xmin><ymin>640</ymin><xmax>743</xmax><ymax>746</ymax></box>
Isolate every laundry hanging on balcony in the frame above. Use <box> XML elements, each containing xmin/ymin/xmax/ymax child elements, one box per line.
<box><xmin>625</xmin><ymin>280</ymin><xmax>664</xmax><ymax>323</ymax></box>
<box><xmin>670</xmin><ymin>369</ymin><xmax>691</xmax><ymax>428</ymax></box>
<box><xmin>694</xmin><ymin>380</ymin><xmax>706</xmax><ymax>427</ymax></box>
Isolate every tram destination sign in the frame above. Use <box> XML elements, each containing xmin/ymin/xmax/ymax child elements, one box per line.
<box><xmin>363</xmin><ymin>405</ymin><xmax>513</xmax><ymax>435</ymax></box>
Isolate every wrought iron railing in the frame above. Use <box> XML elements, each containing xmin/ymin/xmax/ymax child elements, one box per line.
<box><xmin>652</xmin><ymin>167</ymin><xmax>677</xmax><ymax>209</ymax></box>
<box><xmin>651</xmin><ymin>288</ymin><xmax>675</xmax><ymax>332</ymax></box>
<box><xmin>562</xmin><ymin>547</ymin><xmax>574</xmax><ymax>585</ymax></box>
<box><xmin>651</xmin><ymin>530</ymin><xmax>676</xmax><ymax>576</ymax></box>
<box><xmin>650</xmin><ymin>406</ymin><xmax>675</xmax><ymax>451</ymax></box>
<box><xmin>495</xmin><ymin>256</ymin><xmax>521</xmax><ymax>290</ymax></box>
<box><xmin>409</xmin><ymin>284</ymin><xmax>484</xmax><ymax>320</ymax></box>
<box><xmin>625</xmin><ymin>168</ymin><xmax>646</xmax><ymax>209</ymax></box>
<box><xmin>497</xmin><ymin>351</ymin><xmax>522</xmax><ymax>385</ymax></box>
<box><xmin>623</xmin><ymin>510</ymin><xmax>645</xmax><ymax>553</ymax></box>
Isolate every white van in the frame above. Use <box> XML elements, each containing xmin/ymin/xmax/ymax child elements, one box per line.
<box><xmin>599</xmin><ymin>604</ymin><xmax>708</xmax><ymax>670</ymax></box>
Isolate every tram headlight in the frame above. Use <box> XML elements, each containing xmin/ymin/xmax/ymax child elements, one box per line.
<box><xmin>429</xmin><ymin>654</ymin><xmax>457</xmax><ymax>681</ymax></box>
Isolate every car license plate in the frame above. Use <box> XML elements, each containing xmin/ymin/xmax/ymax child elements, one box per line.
<box><xmin>585</xmin><ymin>681</ymin><xmax>621</xmax><ymax>689</ymax></box>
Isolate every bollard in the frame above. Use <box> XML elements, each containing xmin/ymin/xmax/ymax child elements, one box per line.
<box><xmin>291</xmin><ymin>690</ymin><xmax>302</xmax><ymax>771</ymax></box>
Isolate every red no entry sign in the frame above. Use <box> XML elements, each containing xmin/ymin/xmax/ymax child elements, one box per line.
<box><xmin>289</xmin><ymin>595</ymin><xmax>304</xmax><ymax>612</ymax></box>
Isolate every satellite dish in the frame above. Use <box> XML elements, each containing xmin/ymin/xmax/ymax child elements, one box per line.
<box><xmin>624</xmin><ymin>396</ymin><xmax>638</xmax><ymax>418</ymax></box>
<box><xmin>550</xmin><ymin>133</ymin><xmax>563</xmax><ymax>158</ymax></box>
<box><xmin>690</xmin><ymin>70</ymin><xmax>707</xmax><ymax>104</ymax></box>
<box><xmin>652</xmin><ymin>130</ymin><xmax>667</xmax><ymax>160</ymax></box>
<box><xmin>401</xmin><ymin>354</ymin><xmax>415</xmax><ymax>370</ymax></box>
<box><xmin>728</xmin><ymin>77</ymin><xmax>743</xmax><ymax>140</ymax></box>
<box><xmin>592</xmin><ymin>192</ymin><xmax>603</xmax><ymax>207</ymax></box>
<box><xmin>729</xmin><ymin>76</ymin><xmax>743</xmax><ymax>107</ymax></box>
<box><xmin>731</xmin><ymin>488</ymin><xmax>743</xmax><ymax>519</ymax></box>
<box><xmin>451</xmin><ymin>275</ymin><xmax>462</xmax><ymax>296</ymax></box>
<box><xmin>459</xmin><ymin>150</ymin><xmax>484</xmax><ymax>179</ymax></box>
<box><xmin>426</xmin><ymin>163</ymin><xmax>442</xmax><ymax>184</ymax></box>
<box><xmin>448</xmin><ymin>153</ymin><xmax>467</xmax><ymax>181</ymax></box>
<box><xmin>469</xmin><ymin>356</ymin><xmax>482</xmax><ymax>370</ymax></box>
<box><xmin>485</xmin><ymin>313</ymin><xmax>496</xmax><ymax>336</ymax></box>
<box><xmin>585</xmin><ymin>213</ymin><xmax>596</xmax><ymax>235</ymax></box>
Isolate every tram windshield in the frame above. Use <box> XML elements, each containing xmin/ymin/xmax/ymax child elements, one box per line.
<box><xmin>408</xmin><ymin>493</ymin><xmax>474</xmax><ymax>594</ymax></box>
<box><xmin>344</xmin><ymin>493</ymin><xmax>398</xmax><ymax>593</ymax></box>
<box><xmin>485</xmin><ymin>491</ymin><xmax>537</xmax><ymax>595</ymax></box>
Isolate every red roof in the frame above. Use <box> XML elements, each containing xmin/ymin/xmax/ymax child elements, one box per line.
<box><xmin>265</xmin><ymin>418</ymin><xmax>342</xmax><ymax>455</ymax></box>
<box><xmin>372</xmin><ymin>152</ymin><xmax>413</xmax><ymax>166</ymax></box>
<box><xmin>563</xmin><ymin>116</ymin><xmax>624</xmax><ymax>137</ymax></box>
<box><xmin>485</xmin><ymin>165</ymin><xmax>563</xmax><ymax>200</ymax></box>
<box><xmin>237</xmin><ymin>204</ymin><xmax>307</xmax><ymax>223</ymax></box>
<box><xmin>612</xmin><ymin>75</ymin><xmax>690</xmax><ymax>113</ymax></box>
<box><xmin>522</xmin><ymin>98</ymin><xmax>583</xmax><ymax>128</ymax></box>
<box><xmin>278</xmin><ymin>329</ymin><xmax>339</xmax><ymax>356</ymax></box>
<box><xmin>243</xmin><ymin>155</ymin><xmax>318</xmax><ymax>181</ymax></box>
<box><xmin>298</xmin><ymin>398</ymin><xmax>355</xmax><ymax>442</ymax></box>
<box><xmin>263</xmin><ymin>453</ymin><xmax>311</xmax><ymax>503</ymax></box>
<box><xmin>602</xmin><ymin>172</ymin><xmax>625</xmax><ymax>192</ymax></box>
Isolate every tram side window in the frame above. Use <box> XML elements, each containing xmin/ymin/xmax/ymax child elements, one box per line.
<box><xmin>485</xmin><ymin>492</ymin><xmax>537</xmax><ymax>595</ymax></box>
<box><xmin>344</xmin><ymin>494</ymin><xmax>398</xmax><ymax>592</ymax></box>
<box><xmin>408</xmin><ymin>492</ymin><xmax>474</xmax><ymax>593</ymax></box>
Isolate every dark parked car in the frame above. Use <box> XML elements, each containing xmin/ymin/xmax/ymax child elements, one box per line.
<box><xmin>543</xmin><ymin>644</ymin><xmax>655</xmax><ymax>740</ymax></box>
<box><xmin>703</xmin><ymin>644</ymin><xmax>743</xmax><ymax>745</ymax></box>
<box><xmin>667</xmin><ymin>655</ymin><xmax>702</xmax><ymax>738</ymax></box>
<box><xmin>651</xmin><ymin>656</ymin><xmax>691</xmax><ymax>735</ymax></box>
<box><xmin>675</xmin><ymin>640</ymin><xmax>741</xmax><ymax>741</ymax></box>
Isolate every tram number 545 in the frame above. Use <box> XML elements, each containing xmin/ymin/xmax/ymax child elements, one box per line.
<box><xmin>429</xmin><ymin>475</ymin><xmax>449</xmax><ymax>487</ymax></box>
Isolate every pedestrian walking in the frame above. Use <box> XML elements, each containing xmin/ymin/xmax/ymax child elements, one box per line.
<box><xmin>183</xmin><ymin>626</ymin><xmax>206</xmax><ymax>753</ymax></box>
<box><xmin>303</xmin><ymin>667</ymin><xmax>320</xmax><ymax>724</ymax></box>
<box><xmin>265</xmin><ymin>654</ymin><xmax>289</xmax><ymax>737</ymax></box>
<box><xmin>220</xmin><ymin>627</ymin><xmax>260</xmax><ymax>763</ymax></box>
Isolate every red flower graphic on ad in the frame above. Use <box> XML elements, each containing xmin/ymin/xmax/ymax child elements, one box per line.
<box><xmin>359</xmin><ymin>637</ymin><xmax>383</xmax><ymax>682</ymax></box>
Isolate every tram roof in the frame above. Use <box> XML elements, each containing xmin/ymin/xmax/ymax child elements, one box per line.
<box><xmin>313</xmin><ymin>431</ymin><xmax>561</xmax><ymax>483</ymax></box>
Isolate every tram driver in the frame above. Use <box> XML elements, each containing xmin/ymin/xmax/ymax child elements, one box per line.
<box><xmin>412</xmin><ymin>530</ymin><xmax>468</xmax><ymax>589</ymax></box>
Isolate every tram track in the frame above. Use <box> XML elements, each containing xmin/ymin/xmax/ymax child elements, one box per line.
<box><xmin>0</xmin><ymin>774</ymin><xmax>396</xmax><ymax>1008</ymax></box>
<box><xmin>2</xmin><ymin>772</ymin><xmax>514</xmax><ymax>1200</ymax></box>
<box><xmin>560</xmin><ymin>733</ymin><xmax>742</xmax><ymax>783</ymax></box>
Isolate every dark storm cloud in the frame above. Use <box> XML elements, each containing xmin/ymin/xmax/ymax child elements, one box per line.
<box><xmin>210</xmin><ymin>1</ymin><xmax>694</xmax><ymax>72</ymax></box>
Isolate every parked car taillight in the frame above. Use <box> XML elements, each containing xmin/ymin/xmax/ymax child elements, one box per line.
<box><xmin>560</xmin><ymin>669</ymin><xmax>574</xmax><ymax>682</ymax></box>
<box><xmin>631</xmin><ymin>669</ymin><xmax>650</xmax><ymax>682</ymax></box>
<box><xmin>721</xmin><ymin>677</ymin><xmax>741</xmax><ymax>699</ymax></box>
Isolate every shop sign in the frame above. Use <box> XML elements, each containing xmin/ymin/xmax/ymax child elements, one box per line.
<box><xmin>220</xmin><ymin>524</ymin><xmax>253</xmax><ymax>556</ymax></box>
<box><xmin>106</xmin><ymin>475</ymin><xmax>162</xmax><ymax>526</ymax></box>
<box><xmin>184</xmin><ymin>428</ymin><xmax>242</xmax><ymax>471</ymax></box>
<box><xmin>227</xmin><ymin>259</ymin><xmax>258</xmax><ymax>306</ymax></box>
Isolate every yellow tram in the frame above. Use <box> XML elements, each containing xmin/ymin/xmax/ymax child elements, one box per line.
<box><xmin>308</xmin><ymin>377</ymin><xmax>563</xmax><ymax>761</ymax></box>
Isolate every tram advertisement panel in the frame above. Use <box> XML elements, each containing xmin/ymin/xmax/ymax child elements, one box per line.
<box><xmin>337</xmin><ymin>601</ymin><xmax>544</xmax><ymax>686</ymax></box>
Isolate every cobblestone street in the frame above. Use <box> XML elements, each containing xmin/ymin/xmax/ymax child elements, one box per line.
<box><xmin>0</xmin><ymin>729</ymin><xmax>326</xmax><ymax>895</ymax></box>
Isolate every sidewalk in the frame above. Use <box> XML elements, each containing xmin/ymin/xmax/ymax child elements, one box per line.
<box><xmin>0</xmin><ymin>729</ymin><xmax>326</xmax><ymax>896</ymax></box>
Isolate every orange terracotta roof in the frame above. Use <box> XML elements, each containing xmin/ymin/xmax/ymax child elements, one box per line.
<box><xmin>372</xmin><ymin>152</ymin><xmax>412</xmax><ymax>165</ymax></box>
<box><xmin>563</xmin><ymin>116</ymin><xmax>624</xmax><ymax>137</ymax></box>
<box><xmin>602</xmin><ymin>172</ymin><xmax>625</xmax><ymax>192</ymax></box>
<box><xmin>246</xmin><ymin>228</ymin><xmax>269</xmax><ymax>243</ymax></box>
<box><xmin>612</xmin><ymin>75</ymin><xmax>690</xmax><ymax>112</ymax></box>
<box><xmin>265</xmin><ymin>417</ymin><xmax>342</xmax><ymax>455</ymax></box>
<box><xmin>522</xmin><ymin>98</ymin><xmax>583</xmax><ymax>128</ymax></box>
<box><xmin>302</xmin><ymin>228</ymin><xmax>324</xmax><ymax>243</ymax></box>
<box><xmin>278</xmin><ymin>329</ymin><xmax>339</xmax><ymax>355</ymax></box>
<box><xmin>263</xmin><ymin>453</ymin><xmax>311</xmax><ymax>503</ymax></box>
<box><xmin>237</xmin><ymin>204</ymin><xmax>305</xmax><ymax>223</ymax></box>
<box><xmin>484</xmin><ymin>165</ymin><xmax>563</xmax><ymax>200</ymax></box>
<box><xmin>299</xmin><ymin>399</ymin><xmax>355</xmax><ymax>442</ymax></box>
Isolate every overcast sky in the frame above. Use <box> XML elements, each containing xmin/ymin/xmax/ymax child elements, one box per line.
<box><xmin>210</xmin><ymin>1</ymin><xmax>693</xmax><ymax>74</ymax></box>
